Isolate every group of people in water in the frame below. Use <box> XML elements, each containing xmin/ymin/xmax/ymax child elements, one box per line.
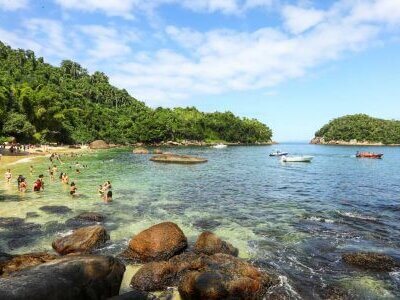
<box><xmin>3</xmin><ymin>154</ymin><xmax>113</xmax><ymax>203</ymax></box>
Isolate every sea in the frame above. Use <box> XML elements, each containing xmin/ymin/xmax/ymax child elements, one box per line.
<box><xmin>1</xmin><ymin>143</ymin><xmax>399</xmax><ymax>299</ymax></box>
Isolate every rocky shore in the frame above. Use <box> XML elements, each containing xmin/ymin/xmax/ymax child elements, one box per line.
<box><xmin>1</xmin><ymin>214</ymin><xmax>398</xmax><ymax>299</ymax></box>
<box><xmin>310</xmin><ymin>137</ymin><xmax>400</xmax><ymax>146</ymax></box>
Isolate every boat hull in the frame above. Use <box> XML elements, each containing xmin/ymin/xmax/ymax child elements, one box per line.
<box><xmin>281</xmin><ymin>156</ymin><xmax>313</xmax><ymax>162</ymax></box>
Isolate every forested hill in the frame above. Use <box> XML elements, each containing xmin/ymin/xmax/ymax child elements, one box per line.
<box><xmin>313</xmin><ymin>114</ymin><xmax>400</xmax><ymax>144</ymax></box>
<box><xmin>0</xmin><ymin>41</ymin><xmax>272</xmax><ymax>144</ymax></box>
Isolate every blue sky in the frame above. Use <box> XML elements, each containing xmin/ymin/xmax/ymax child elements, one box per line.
<box><xmin>0</xmin><ymin>0</ymin><xmax>400</xmax><ymax>141</ymax></box>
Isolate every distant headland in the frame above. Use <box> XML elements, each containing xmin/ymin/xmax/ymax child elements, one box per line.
<box><xmin>311</xmin><ymin>114</ymin><xmax>400</xmax><ymax>146</ymax></box>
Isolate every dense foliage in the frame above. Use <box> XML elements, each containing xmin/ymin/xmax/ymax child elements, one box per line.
<box><xmin>315</xmin><ymin>114</ymin><xmax>400</xmax><ymax>144</ymax></box>
<box><xmin>0</xmin><ymin>41</ymin><xmax>272</xmax><ymax>144</ymax></box>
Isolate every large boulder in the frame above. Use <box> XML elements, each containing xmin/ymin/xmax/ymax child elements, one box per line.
<box><xmin>342</xmin><ymin>252</ymin><xmax>398</xmax><ymax>271</ymax></box>
<box><xmin>178</xmin><ymin>253</ymin><xmax>278</xmax><ymax>300</ymax></box>
<box><xmin>150</xmin><ymin>154</ymin><xmax>207</xmax><ymax>164</ymax></box>
<box><xmin>194</xmin><ymin>231</ymin><xmax>238</xmax><ymax>257</ymax></box>
<box><xmin>89</xmin><ymin>140</ymin><xmax>109</xmax><ymax>149</ymax></box>
<box><xmin>125</xmin><ymin>222</ymin><xmax>187</xmax><ymax>262</ymax></box>
<box><xmin>52</xmin><ymin>225</ymin><xmax>109</xmax><ymax>255</ymax></box>
<box><xmin>0</xmin><ymin>252</ymin><xmax>57</xmax><ymax>277</ymax></box>
<box><xmin>0</xmin><ymin>255</ymin><xmax>125</xmax><ymax>300</ymax></box>
<box><xmin>130</xmin><ymin>252</ymin><xmax>278</xmax><ymax>299</ymax></box>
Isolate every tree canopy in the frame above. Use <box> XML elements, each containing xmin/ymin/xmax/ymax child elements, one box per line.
<box><xmin>0</xmin><ymin>41</ymin><xmax>272</xmax><ymax>144</ymax></box>
<box><xmin>315</xmin><ymin>114</ymin><xmax>400</xmax><ymax>144</ymax></box>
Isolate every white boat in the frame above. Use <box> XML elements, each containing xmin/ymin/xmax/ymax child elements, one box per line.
<box><xmin>281</xmin><ymin>155</ymin><xmax>313</xmax><ymax>162</ymax></box>
<box><xmin>269</xmin><ymin>150</ymin><xmax>288</xmax><ymax>157</ymax></box>
<box><xmin>212</xmin><ymin>144</ymin><xmax>227</xmax><ymax>149</ymax></box>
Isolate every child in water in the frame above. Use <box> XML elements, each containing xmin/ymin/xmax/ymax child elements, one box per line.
<box><xmin>104</xmin><ymin>190</ymin><xmax>112</xmax><ymax>203</ymax></box>
<box><xmin>70</xmin><ymin>182</ymin><xmax>77</xmax><ymax>197</ymax></box>
<box><xmin>5</xmin><ymin>169</ymin><xmax>12</xmax><ymax>183</ymax></box>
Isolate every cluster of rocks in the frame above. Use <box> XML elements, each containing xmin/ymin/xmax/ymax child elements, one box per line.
<box><xmin>310</xmin><ymin>137</ymin><xmax>385</xmax><ymax>146</ymax></box>
<box><xmin>1</xmin><ymin>213</ymin><xmax>398</xmax><ymax>299</ymax></box>
<box><xmin>150</xmin><ymin>154</ymin><xmax>208</xmax><ymax>164</ymax></box>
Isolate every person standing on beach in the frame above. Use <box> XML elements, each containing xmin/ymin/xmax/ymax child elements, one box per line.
<box><xmin>5</xmin><ymin>169</ymin><xmax>12</xmax><ymax>183</ymax></box>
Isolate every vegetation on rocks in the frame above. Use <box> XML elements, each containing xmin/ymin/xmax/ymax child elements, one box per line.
<box><xmin>0</xmin><ymin>41</ymin><xmax>272</xmax><ymax>144</ymax></box>
<box><xmin>314</xmin><ymin>114</ymin><xmax>400</xmax><ymax>144</ymax></box>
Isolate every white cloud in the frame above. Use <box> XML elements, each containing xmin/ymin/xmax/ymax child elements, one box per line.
<box><xmin>282</xmin><ymin>5</ymin><xmax>326</xmax><ymax>34</ymax></box>
<box><xmin>53</xmin><ymin>0</ymin><xmax>275</xmax><ymax>17</ymax></box>
<box><xmin>0</xmin><ymin>0</ymin><xmax>29</xmax><ymax>11</ymax></box>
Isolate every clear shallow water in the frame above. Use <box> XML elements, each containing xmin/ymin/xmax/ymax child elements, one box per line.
<box><xmin>1</xmin><ymin>144</ymin><xmax>400</xmax><ymax>299</ymax></box>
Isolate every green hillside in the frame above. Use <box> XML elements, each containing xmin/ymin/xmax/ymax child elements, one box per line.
<box><xmin>314</xmin><ymin>114</ymin><xmax>400</xmax><ymax>144</ymax></box>
<box><xmin>0</xmin><ymin>41</ymin><xmax>272</xmax><ymax>144</ymax></box>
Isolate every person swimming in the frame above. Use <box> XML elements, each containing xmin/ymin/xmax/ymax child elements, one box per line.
<box><xmin>105</xmin><ymin>190</ymin><xmax>112</xmax><ymax>203</ymax></box>
<box><xmin>29</xmin><ymin>165</ymin><xmax>33</xmax><ymax>175</ymax></box>
<box><xmin>70</xmin><ymin>182</ymin><xmax>77</xmax><ymax>196</ymax></box>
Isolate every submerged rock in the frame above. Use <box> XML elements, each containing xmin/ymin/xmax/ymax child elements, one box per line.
<box><xmin>65</xmin><ymin>212</ymin><xmax>105</xmax><ymax>229</ymax></box>
<box><xmin>0</xmin><ymin>252</ymin><xmax>57</xmax><ymax>277</ymax></box>
<box><xmin>194</xmin><ymin>231</ymin><xmax>238</xmax><ymax>257</ymax></box>
<box><xmin>192</xmin><ymin>219</ymin><xmax>221</xmax><ymax>231</ymax></box>
<box><xmin>150</xmin><ymin>154</ymin><xmax>207</xmax><ymax>164</ymax></box>
<box><xmin>342</xmin><ymin>252</ymin><xmax>398</xmax><ymax>271</ymax></box>
<box><xmin>124</xmin><ymin>222</ymin><xmax>187</xmax><ymax>262</ymax></box>
<box><xmin>52</xmin><ymin>225</ymin><xmax>110</xmax><ymax>255</ymax></box>
<box><xmin>0</xmin><ymin>255</ymin><xmax>125</xmax><ymax>300</ymax></box>
<box><xmin>0</xmin><ymin>217</ymin><xmax>25</xmax><ymax>229</ymax></box>
<box><xmin>39</xmin><ymin>205</ymin><xmax>72</xmax><ymax>214</ymax></box>
<box><xmin>130</xmin><ymin>261</ymin><xmax>176</xmax><ymax>291</ymax></box>
<box><xmin>89</xmin><ymin>139</ymin><xmax>109</xmax><ymax>149</ymax></box>
<box><xmin>26</xmin><ymin>212</ymin><xmax>40</xmax><ymax>218</ymax></box>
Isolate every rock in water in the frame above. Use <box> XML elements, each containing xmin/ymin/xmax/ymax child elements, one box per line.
<box><xmin>65</xmin><ymin>212</ymin><xmax>105</xmax><ymax>229</ymax></box>
<box><xmin>130</xmin><ymin>252</ymin><xmax>278</xmax><ymax>299</ymax></box>
<box><xmin>89</xmin><ymin>140</ymin><xmax>109</xmax><ymax>149</ymax></box>
<box><xmin>194</xmin><ymin>231</ymin><xmax>238</xmax><ymax>257</ymax></box>
<box><xmin>342</xmin><ymin>252</ymin><xmax>398</xmax><ymax>271</ymax></box>
<box><xmin>52</xmin><ymin>225</ymin><xmax>110</xmax><ymax>255</ymax></box>
<box><xmin>0</xmin><ymin>255</ymin><xmax>125</xmax><ymax>300</ymax></box>
<box><xmin>150</xmin><ymin>154</ymin><xmax>207</xmax><ymax>164</ymax></box>
<box><xmin>133</xmin><ymin>148</ymin><xmax>149</xmax><ymax>154</ymax></box>
<box><xmin>0</xmin><ymin>252</ymin><xmax>57</xmax><ymax>277</ymax></box>
<box><xmin>39</xmin><ymin>205</ymin><xmax>72</xmax><ymax>214</ymax></box>
<box><xmin>125</xmin><ymin>222</ymin><xmax>187</xmax><ymax>262</ymax></box>
<box><xmin>178</xmin><ymin>253</ymin><xmax>278</xmax><ymax>300</ymax></box>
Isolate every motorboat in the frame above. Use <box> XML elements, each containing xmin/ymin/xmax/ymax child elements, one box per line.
<box><xmin>356</xmin><ymin>151</ymin><xmax>383</xmax><ymax>159</ymax></box>
<box><xmin>281</xmin><ymin>155</ymin><xmax>313</xmax><ymax>162</ymax></box>
<box><xmin>212</xmin><ymin>144</ymin><xmax>227</xmax><ymax>149</ymax></box>
<box><xmin>269</xmin><ymin>150</ymin><xmax>288</xmax><ymax>157</ymax></box>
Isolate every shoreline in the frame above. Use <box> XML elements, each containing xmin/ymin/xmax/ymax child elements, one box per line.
<box><xmin>310</xmin><ymin>137</ymin><xmax>400</xmax><ymax>147</ymax></box>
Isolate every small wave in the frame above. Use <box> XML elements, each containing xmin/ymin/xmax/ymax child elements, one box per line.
<box><xmin>338</xmin><ymin>211</ymin><xmax>377</xmax><ymax>221</ymax></box>
<box><xmin>305</xmin><ymin>216</ymin><xmax>334</xmax><ymax>223</ymax></box>
<box><xmin>390</xmin><ymin>271</ymin><xmax>400</xmax><ymax>284</ymax></box>
<box><xmin>57</xmin><ymin>229</ymin><xmax>74</xmax><ymax>237</ymax></box>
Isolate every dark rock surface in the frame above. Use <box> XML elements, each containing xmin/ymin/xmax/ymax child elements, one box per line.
<box><xmin>342</xmin><ymin>252</ymin><xmax>398</xmax><ymax>271</ymax></box>
<box><xmin>194</xmin><ymin>231</ymin><xmax>238</xmax><ymax>257</ymax></box>
<box><xmin>39</xmin><ymin>205</ymin><xmax>72</xmax><ymax>214</ymax></box>
<box><xmin>0</xmin><ymin>255</ymin><xmax>125</xmax><ymax>300</ymax></box>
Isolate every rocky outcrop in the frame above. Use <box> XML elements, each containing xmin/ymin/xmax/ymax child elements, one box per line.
<box><xmin>310</xmin><ymin>137</ymin><xmax>385</xmax><ymax>146</ymax></box>
<box><xmin>342</xmin><ymin>252</ymin><xmax>398</xmax><ymax>271</ymax></box>
<box><xmin>194</xmin><ymin>231</ymin><xmax>238</xmax><ymax>257</ymax></box>
<box><xmin>109</xmin><ymin>290</ymin><xmax>149</xmax><ymax>300</ymax></box>
<box><xmin>130</xmin><ymin>252</ymin><xmax>278</xmax><ymax>299</ymax></box>
<box><xmin>133</xmin><ymin>147</ymin><xmax>149</xmax><ymax>154</ymax></box>
<box><xmin>0</xmin><ymin>252</ymin><xmax>57</xmax><ymax>277</ymax></box>
<box><xmin>178</xmin><ymin>253</ymin><xmax>277</xmax><ymax>300</ymax></box>
<box><xmin>52</xmin><ymin>225</ymin><xmax>109</xmax><ymax>255</ymax></box>
<box><xmin>0</xmin><ymin>255</ymin><xmax>125</xmax><ymax>300</ymax></box>
<box><xmin>89</xmin><ymin>140</ymin><xmax>109</xmax><ymax>149</ymax></box>
<box><xmin>123</xmin><ymin>222</ymin><xmax>187</xmax><ymax>262</ymax></box>
<box><xmin>150</xmin><ymin>154</ymin><xmax>207</xmax><ymax>164</ymax></box>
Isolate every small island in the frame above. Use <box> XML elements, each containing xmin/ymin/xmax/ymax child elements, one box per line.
<box><xmin>311</xmin><ymin>114</ymin><xmax>400</xmax><ymax>146</ymax></box>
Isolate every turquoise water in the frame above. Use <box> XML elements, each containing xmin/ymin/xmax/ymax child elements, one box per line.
<box><xmin>1</xmin><ymin>144</ymin><xmax>400</xmax><ymax>299</ymax></box>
